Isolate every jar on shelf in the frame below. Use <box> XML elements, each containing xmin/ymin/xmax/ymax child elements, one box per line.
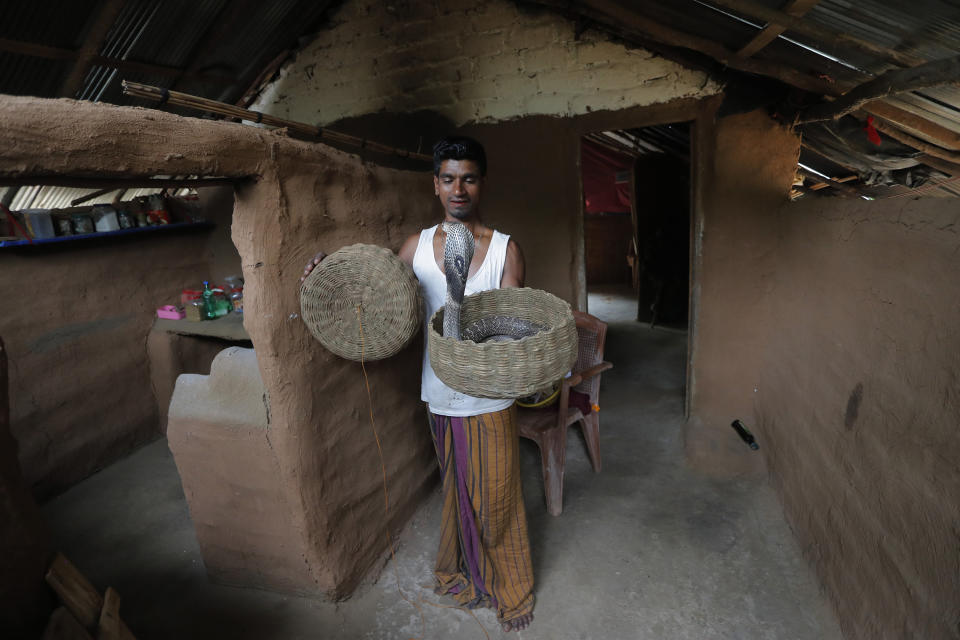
<box><xmin>230</xmin><ymin>287</ymin><xmax>243</xmax><ymax>314</ymax></box>
<box><xmin>71</xmin><ymin>213</ymin><xmax>94</xmax><ymax>234</ymax></box>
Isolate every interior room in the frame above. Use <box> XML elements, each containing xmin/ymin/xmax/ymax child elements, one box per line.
<box><xmin>1</xmin><ymin>1</ymin><xmax>958</xmax><ymax>639</ymax></box>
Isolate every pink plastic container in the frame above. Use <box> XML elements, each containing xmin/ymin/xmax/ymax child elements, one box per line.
<box><xmin>156</xmin><ymin>305</ymin><xmax>186</xmax><ymax>320</ymax></box>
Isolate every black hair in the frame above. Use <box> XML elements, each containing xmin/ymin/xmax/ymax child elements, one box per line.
<box><xmin>432</xmin><ymin>136</ymin><xmax>487</xmax><ymax>176</ymax></box>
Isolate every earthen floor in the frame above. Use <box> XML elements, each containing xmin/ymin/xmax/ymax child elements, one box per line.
<box><xmin>42</xmin><ymin>284</ymin><xmax>843</xmax><ymax>639</ymax></box>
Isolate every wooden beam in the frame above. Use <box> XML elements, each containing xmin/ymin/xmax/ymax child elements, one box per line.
<box><xmin>736</xmin><ymin>0</ymin><xmax>822</xmax><ymax>58</ymax></box>
<box><xmin>532</xmin><ymin>0</ymin><xmax>840</xmax><ymax>95</ymax></box>
<box><xmin>798</xmin><ymin>167</ymin><xmax>862</xmax><ymax>196</ymax></box>
<box><xmin>916</xmin><ymin>154</ymin><xmax>960</xmax><ymax>177</ymax></box>
<box><xmin>0</xmin><ymin>37</ymin><xmax>75</xmax><ymax>60</ymax></box>
<box><xmin>863</xmin><ymin>100</ymin><xmax>960</xmax><ymax>151</ymax></box>
<box><xmin>59</xmin><ymin>0</ymin><xmax>128</xmax><ymax>98</ymax></box>
<box><xmin>70</xmin><ymin>187</ymin><xmax>123</xmax><ymax>206</ymax></box>
<box><xmin>0</xmin><ymin>38</ymin><xmax>234</xmax><ymax>86</ymax></box>
<box><xmin>0</xmin><ymin>177</ymin><xmax>241</xmax><ymax>189</ymax></box>
<box><xmin>800</xmin><ymin>55</ymin><xmax>960</xmax><ymax>122</ymax></box>
<box><xmin>707</xmin><ymin>0</ymin><xmax>925</xmax><ymax>68</ymax></box>
<box><xmin>41</xmin><ymin>607</ymin><xmax>94</xmax><ymax>640</ymax></box>
<box><xmin>809</xmin><ymin>174</ymin><xmax>857</xmax><ymax>190</ymax></box>
<box><xmin>97</xmin><ymin>588</ymin><xmax>122</xmax><ymax>640</ymax></box>
<box><xmin>867</xmin><ymin>118</ymin><xmax>960</xmax><ymax>164</ymax></box>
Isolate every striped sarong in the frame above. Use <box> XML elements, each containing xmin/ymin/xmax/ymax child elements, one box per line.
<box><xmin>427</xmin><ymin>405</ymin><xmax>535</xmax><ymax>623</ymax></box>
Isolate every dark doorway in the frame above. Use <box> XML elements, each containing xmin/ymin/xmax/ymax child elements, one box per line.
<box><xmin>581</xmin><ymin>123</ymin><xmax>691</xmax><ymax>329</ymax></box>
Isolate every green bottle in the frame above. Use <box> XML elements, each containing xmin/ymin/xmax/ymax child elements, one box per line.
<box><xmin>201</xmin><ymin>281</ymin><xmax>217</xmax><ymax>320</ymax></box>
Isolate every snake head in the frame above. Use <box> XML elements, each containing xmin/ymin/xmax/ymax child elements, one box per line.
<box><xmin>442</xmin><ymin>222</ymin><xmax>475</xmax><ymax>287</ymax></box>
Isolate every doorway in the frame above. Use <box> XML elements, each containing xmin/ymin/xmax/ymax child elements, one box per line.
<box><xmin>581</xmin><ymin>123</ymin><xmax>692</xmax><ymax>330</ymax></box>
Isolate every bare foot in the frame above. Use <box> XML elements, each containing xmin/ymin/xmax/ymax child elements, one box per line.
<box><xmin>501</xmin><ymin>612</ymin><xmax>533</xmax><ymax>632</ymax></box>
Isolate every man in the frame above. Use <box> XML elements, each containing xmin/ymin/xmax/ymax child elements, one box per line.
<box><xmin>301</xmin><ymin>137</ymin><xmax>534</xmax><ymax>632</ymax></box>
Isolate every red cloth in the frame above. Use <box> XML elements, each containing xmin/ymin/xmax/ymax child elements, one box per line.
<box><xmin>864</xmin><ymin>116</ymin><xmax>882</xmax><ymax>146</ymax></box>
<box><xmin>582</xmin><ymin>138</ymin><xmax>632</xmax><ymax>214</ymax></box>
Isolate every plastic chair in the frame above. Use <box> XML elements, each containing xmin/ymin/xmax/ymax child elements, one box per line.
<box><xmin>518</xmin><ymin>311</ymin><xmax>612</xmax><ymax>516</ymax></box>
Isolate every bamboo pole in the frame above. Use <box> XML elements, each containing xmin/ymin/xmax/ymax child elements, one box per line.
<box><xmin>122</xmin><ymin>81</ymin><xmax>433</xmax><ymax>163</ymax></box>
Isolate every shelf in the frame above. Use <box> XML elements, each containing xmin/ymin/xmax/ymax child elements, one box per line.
<box><xmin>0</xmin><ymin>221</ymin><xmax>214</xmax><ymax>248</ymax></box>
<box><xmin>153</xmin><ymin>313</ymin><xmax>250</xmax><ymax>342</ymax></box>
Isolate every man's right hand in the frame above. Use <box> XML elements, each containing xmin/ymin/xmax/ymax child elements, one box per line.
<box><xmin>300</xmin><ymin>251</ymin><xmax>328</xmax><ymax>284</ymax></box>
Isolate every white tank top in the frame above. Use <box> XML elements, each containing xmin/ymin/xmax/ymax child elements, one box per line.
<box><xmin>413</xmin><ymin>224</ymin><xmax>514</xmax><ymax>416</ymax></box>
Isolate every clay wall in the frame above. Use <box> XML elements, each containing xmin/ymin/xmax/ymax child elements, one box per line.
<box><xmin>684</xmin><ymin>110</ymin><xmax>799</xmax><ymax>474</ymax></box>
<box><xmin>0</xmin><ymin>189</ymin><xmax>237</xmax><ymax>498</ymax></box>
<box><xmin>753</xmin><ymin>194</ymin><xmax>960</xmax><ymax>639</ymax></box>
<box><xmin>0</xmin><ymin>94</ymin><xmax>439</xmax><ymax>595</ymax></box>
<box><xmin>248</xmin><ymin>0</ymin><xmax>720</xmax><ymax>309</ymax></box>
<box><xmin>251</xmin><ymin>0</ymin><xmax>718</xmax><ymax>127</ymax></box>
<box><xmin>688</xmin><ymin>109</ymin><xmax>960</xmax><ymax>637</ymax></box>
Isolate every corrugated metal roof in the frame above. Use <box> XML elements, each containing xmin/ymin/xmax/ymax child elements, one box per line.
<box><xmin>0</xmin><ymin>0</ymin><xmax>336</xmax><ymax>226</ymax></box>
<box><xmin>3</xmin><ymin>0</ymin><xmax>960</xmax><ymax>201</ymax></box>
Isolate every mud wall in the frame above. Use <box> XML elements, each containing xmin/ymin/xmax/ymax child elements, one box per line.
<box><xmin>684</xmin><ymin>109</ymin><xmax>799</xmax><ymax>474</ymax></box>
<box><xmin>251</xmin><ymin>0</ymin><xmax>718</xmax><ymax>127</ymax></box>
<box><xmin>0</xmin><ymin>94</ymin><xmax>438</xmax><ymax>595</ymax></box>
<box><xmin>688</xmin><ymin>109</ymin><xmax>960</xmax><ymax>638</ymax></box>
<box><xmin>0</xmin><ymin>189</ymin><xmax>236</xmax><ymax>498</ymax></box>
<box><xmin>754</xmin><ymin>194</ymin><xmax>960</xmax><ymax>639</ymax></box>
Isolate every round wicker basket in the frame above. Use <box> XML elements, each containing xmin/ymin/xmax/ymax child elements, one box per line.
<box><xmin>300</xmin><ymin>244</ymin><xmax>422</xmax><ymax>361</ymax></box>
<box><xmin>428</xmin><ymin>287</ymin><xmax>578</xmax><ymax>399</ymax></box>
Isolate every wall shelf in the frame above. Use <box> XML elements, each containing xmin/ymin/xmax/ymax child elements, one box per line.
<box><xmin>0</xmin><ymin>221</ymin><xmax>214</xmax><ymax>248</ymax></box>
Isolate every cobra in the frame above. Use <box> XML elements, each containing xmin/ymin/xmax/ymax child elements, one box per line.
<box><xmin>442</xmin><ymin>221</ymin><xmax>543</xmax><ymax>343</ymax></box>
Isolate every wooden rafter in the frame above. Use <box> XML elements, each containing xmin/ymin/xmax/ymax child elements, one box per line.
<box><xmin>707</xmin><ymin>0</ymin><xmax>925</xmax><ymax>68</ymax></box>
<box><xmin>800</xmin><ymin>55</ymin><xmax>960</xmax><ymax>123</ymax></box>
<box><xmin>736</xmin><ymin>0</ymin><xmax>822</xmax><ymax>59</ymax></box>
<box><xmin>808</xmin><ymin>174</ymin><xmax>857</xmax><ymax>190</ymax></box>
<box><xmin>863</xmin><ymin>101</ymin><xmax>960</xmax><ymax>151</ymax></box>
<box><xmin>797</xmin><ymin>167</ymin><xmax>862</xmax><ymax>196</ymax></box>
<box><xmin>867</xmin><ymin>117</ymin><xmax>960</xmax><ymax>164</ymax></box>
<box><xmin>0</xmin><ymin>38</ymin><xmax>234</xmax><ymax>85</ymax></box>
<box><xmin>530</xmin><ymin>0</ymin><xmax>840</xmax><ymax>95</ymax></box>
<box><xmin>59</xmin><ymin>0</ymin><xmax>128</xmax><ymax>98</ymax></box>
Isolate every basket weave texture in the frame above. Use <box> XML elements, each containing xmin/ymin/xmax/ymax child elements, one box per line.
<box><xmin>300</xmin><ymin>244</ymin><xmax>422</xmax><ymax>361</ymax></box>
<box><xmin>428</xmin><ymin>287</ymin><xmax>578</xmax><ymax>399</ymax></box>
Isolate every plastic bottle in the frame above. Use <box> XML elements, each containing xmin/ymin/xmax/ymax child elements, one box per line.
<box><xmin>201</xmin><ymin>281</ymin><xmax>217</xmax><ymax>320</ymax></box>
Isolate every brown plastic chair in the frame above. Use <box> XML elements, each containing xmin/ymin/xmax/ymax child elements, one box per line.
<box><xmin>518</xmin><ymin>311</ymin><xmax>612</xmax><ymax>516</ymax></box>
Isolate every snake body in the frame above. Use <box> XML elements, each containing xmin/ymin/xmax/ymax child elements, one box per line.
<box><xmin>442</xmin><ymin>222</ymin><xmax>543</xmax><ymax>343</ymax></box>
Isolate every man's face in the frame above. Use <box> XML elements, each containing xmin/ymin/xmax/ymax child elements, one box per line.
<box><xmin>434</xmin><ymin>159</ymin><xmax>483</xmax><ymax>220</ymax></box>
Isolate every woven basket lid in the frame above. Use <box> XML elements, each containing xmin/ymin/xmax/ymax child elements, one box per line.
<box><xmin>300</xmin><ymin>243</ymin><xmax>422</xmax><ymax>361</ymax></box>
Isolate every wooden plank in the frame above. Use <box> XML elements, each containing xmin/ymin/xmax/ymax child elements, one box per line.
<box><xmin>889</xmin><ymin>92</ymin><xmax>960</xmax><ymax>129</ymax></box>
<box><xmin>41</xmin><ymin>607</ymin><xmax>94</xmax><ymax>640</ymax></box>
<box><xmin>60</xmin><ymin>0</ymin><xmax>128</xmax><ymax>98</ymax></box>
<box><xmin>707</xmin><ymin>0</ymin><xmax>924</xmax><ymax>68</ymax></box>
<box><xmin>533</xmin><ymin>0</ymin><xmax>840</xmax><ymax>96</ymax></box>
<box><xmin>867</xmin><ymin>118</ymin><xmax>960</xmax><ymax>164</ymax></box>
<box><xmin>809</xmin><ymin>174</ymin><xmax>857</xmax><ymax>190</ymax></box>
<box><xmin>97</xmin><ymin>588</ymin><xmax>121</xmax><ymax>640</ymax></box>
<box><xmin>45</xmin><ymin>554</ymin><xmax>103</xmax><ymax>629</ymax></box>
<box><xmin>864</xmin><ymin>100</ymin><xmax>960</xmax><ymax>150</ymax></box>
<box><xmin>798</xmin><ymin>167</ymin><xmax>861</xmax><ymax>196</ymax></box>
<box><xmin>0</xmin><ymin>37</ymin><xmax>75</xmax><ymax>60</ymax></box>
<box><xmin>800</xmin><ymin>55</ymin><xmax>960</xmax><ymax>123</ymax></box>
<box><xmin>736</xmin><ymin>0</ymin><xmax>822</xmax><ymax>59</ymax></box>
